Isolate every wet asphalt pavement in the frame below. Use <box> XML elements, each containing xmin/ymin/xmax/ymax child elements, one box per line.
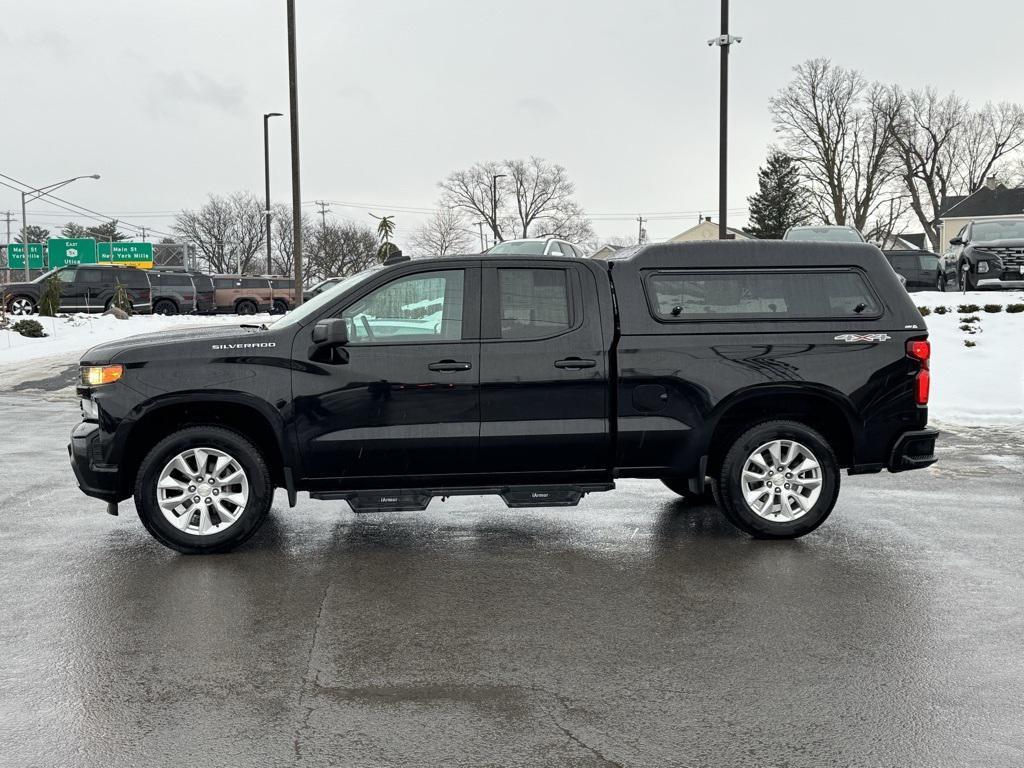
<box><xmin>0</xmin><ymin>393</ymin><xmax>1022</xmax><ymax>767</ymax></box>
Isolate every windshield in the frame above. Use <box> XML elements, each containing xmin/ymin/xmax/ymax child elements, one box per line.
<box><xmin>489</xmin><ymin>241</ymin><xmax>547</xmax><ymax>255</ymax></box>
<box><xmin>269</xmin><ymin>267</ymin><xmax>383</xmax><ymax>329</ymax></box>
<box><xmin>785</xmin><ymin>227</ymin><xmax>865</xmax><ymax>243</ymax></box>
<box><xmin>972</xmin><ymin>219</ymin><xmax>1024</xmax><ymax>241</ymax></box>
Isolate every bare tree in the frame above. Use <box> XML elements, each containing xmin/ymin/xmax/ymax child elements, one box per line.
<box><xmin>770</xmin><ymin>59</ymin><xmax>903</xmax><ymax>232</ymax></box>
<box><xmin>306</xmin><ymin>222</ymin><xmax>378</xmax><ymax>283</ymax></box>
<box><xmin>409</xmin><ymin>207</ymin><xmax>473</xmax><ymax>257</ymax></box>
<box><xmin>439</xmin><ymin>157</ymin><xmax>593</xmax><ymax>244</ymax></box>
<box><xmin>269</xmin><ymin>202</ymin><xmax>311</xmax><ymax>276</ymax></box>
<box><xmin>173</xmin><ymin>192</ymin><xmax>265</xmax><ymax>274</ymax></box>
<box><xmin>955</xmin><ymin>102</ymin><xmax>1024</xmax><ymax>193</ymax></box>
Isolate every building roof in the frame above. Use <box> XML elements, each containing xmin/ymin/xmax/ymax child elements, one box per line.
<box><xmin>899</xmin><ymin>233</ymin><xmax>928</xmax><ymax>250</ymax></box>
<box><xmin>668</xmin><ymin>220</ymin><xmax>756</xmax><ymax>241</ymax></box>
<box><xmin>938</xmin><ymin>184</ymin><xmax>1024</xmax><ymax>219</ymax></box>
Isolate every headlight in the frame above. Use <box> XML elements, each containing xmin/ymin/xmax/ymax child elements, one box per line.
<box><xmin>977</xmin><ymin>261</ymin><xmax>990</xmax><ymax>274</ymax></box>
<box><xmin>80</xmin><ymin>364</ymin><xmax>123</xmax><ymax>386</ymax></box>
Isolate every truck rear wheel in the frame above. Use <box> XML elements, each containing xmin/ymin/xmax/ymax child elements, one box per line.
<box><xmin>714</xmin><ymin>420</ymin><xmax>839</xmax><ymax>539</ymax></box>
<box><xmin>134</xmin><ymin>426</ymin><xmax>273</xmax><ymax>554</ymax></box>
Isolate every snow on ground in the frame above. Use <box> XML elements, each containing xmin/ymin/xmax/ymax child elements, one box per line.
<box><xmin>913</xmin><ymin>289</ymin><xmax>1024</xmax><ymax>425</ymax></box>
<box><xmin>2</xmin><ymin>291</ymin><xmax>1023</xmax><ymax>425</ymax></box>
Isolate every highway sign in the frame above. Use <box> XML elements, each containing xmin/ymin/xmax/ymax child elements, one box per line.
<box><xmin>97</xmin><ymin>241</ymin><xmax>154</xmax><ymax>268</ymax></box>
<box><xmin>48</xmin><ymin>238</ymin><xmax>98</xmax><ymax>268</ymax></box>
<box><xmin>6</xmin><ymin>243</ymin><xmax>44</xmax><ymax>270</ymax></box>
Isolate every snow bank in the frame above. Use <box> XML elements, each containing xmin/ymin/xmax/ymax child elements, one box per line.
<box><xmin>913</xmin><ymin>289</ymin><xmax>1024</xmax><ymax>425</ymax></box>
<box><xmin>0</xmin><ymin>313</ymin><xmax>274</xmax><ymax>366</ymax></box>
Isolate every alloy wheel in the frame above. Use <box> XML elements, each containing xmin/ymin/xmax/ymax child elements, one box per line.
<box><xmin>740</xmin><ymin>439</ymin><xmax>822</xmax><ymax>522</ymax></box>
<box><xmin>9</xmin><ymin>298</ymin><xmax>35</xmax><ymax>315</ymax></box>
<box><xmin>156</xmin><ymin>447</ymin><xmax>249</xmax><ymax>535</ymax></box>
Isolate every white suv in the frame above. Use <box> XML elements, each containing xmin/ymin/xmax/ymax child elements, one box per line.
<box><xmin>487</xmin><ymin>237</ymin><xmax>583</xmax><ymax>257</ymax></box>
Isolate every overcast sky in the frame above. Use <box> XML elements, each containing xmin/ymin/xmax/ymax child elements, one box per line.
<box><xmin>2</xmin><ymin>0</ymin><xmax>1022</xmax><ymax>246</ymax></box>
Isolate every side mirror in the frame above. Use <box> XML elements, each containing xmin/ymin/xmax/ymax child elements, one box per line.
<box><xmin>311</xmin><ymin>318</ymin><xmax>349</xmax><ymax>347</ymax></box>
<box><xmin>949</xmin><ymin>237</ymin><xmax>964</xmax><ymax>246</ymax></box>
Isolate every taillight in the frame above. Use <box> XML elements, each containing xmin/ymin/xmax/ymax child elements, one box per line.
<box><xmin>907</xmin><ymin>339</ymin><xmax>930</xmax><ymax>405</ymax></box>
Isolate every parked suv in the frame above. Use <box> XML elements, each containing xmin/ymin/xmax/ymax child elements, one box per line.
<box><xmin>883</xmin><ymin>250</ymin><xmax>941</xmax><ymax>292</ymax></box>
<box><xmin>941</xmin><ymin>217</ymin><xmax>1024</xmax><ymax>291</ymax></box>
<box><xmin>267</xmin><ymin>276</ymin><xmax>296</xmax><ymax>314</ymax></box>
<box><xmin>70</xmin><ymin>241</ymin><xmax>936</xmax><ymax>553</ymax></box>
<box><xmin>487</xmin><ymin>237</ymin><xmax>584</xmax><ymax>257</ymax></box>
<box><xmin>3</xmin><ymin>264</ymin><xmax>152</xmax><ymax>315</ymax></box>
<box><xmin>212</xmin><ymin>275</ymin><xmax>273</xmax><ymax>315</ymax></box>
<box><xmin>148</xmin><ymin>270</ymin><xmax>198</xmax><ymax>315</ymax></box>
<box><xmin>190</xmin><ymin>272</ymin><xmax>217</xmax><ymax>314</ymax></box>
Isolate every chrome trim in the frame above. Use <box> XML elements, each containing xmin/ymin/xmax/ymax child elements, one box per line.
<box><xmin>976</xmin><ymin>278</ymin><xmax>1024</xmax><ymax>288</ymax></box>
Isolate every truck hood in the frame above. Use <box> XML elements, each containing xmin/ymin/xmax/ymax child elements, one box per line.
<box><xmin>80</xmin><ymin>324</ymin><xmax>279</xmax><ymax>365</ymax></box>
<box><xmin>972</xmin><ymin>238</ymin><xmax>1024</xmax><ymax>248</ymax></box>
<box><xmin>1</xmin><ymin>280</ymin><xmax>38</xmax><ymax>293</ymax></box>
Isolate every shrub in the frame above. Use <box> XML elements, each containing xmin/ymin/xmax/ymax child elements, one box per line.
<box><xmin>957</xmin><ymin>304</ymin><xmax>980</xmax><ymax>313</ymax></box>
<box><xmin>12</xmin><ymin>319</ymin><xmax>46</xmax><ymax>338</ymax></box>
<box><xmin>934</xmin><ymin>306</ymin><xmax>949</xmax><ymax>315</ymax></box>
<box><xmin>964</xmin><ymin>339</ymin><xmax>977</xmax><ymax>348</ymax></box>
<box><xmin>1006</xmin><ymin>304</ymin><xmax>1024</xmax><ymax>313</ymax></box>
<box><xmin>982</xmin><ymin>304</ymin><xmax>1003</xmax><ymax>313</ymax></box>
<box><xmin>38</xmin><ymin>274</ymin><xmax>61</xmax><ymax>317</ymax></box>
<box><xmin>917</xmin><ymin>306</ymin><xmax>931</xmax><ymax>316</ymax></box>
<box><xmin>110</xmin><ymin>280</ymin><xmax>133</xmax><ymax>315</ymax></box>
<box><xmin>959</xmin><ymin>315</ymin><xmax>980</xmax><ymax>323</ymax></box>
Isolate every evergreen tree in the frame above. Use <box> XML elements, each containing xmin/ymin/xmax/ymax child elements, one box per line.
<box><xmin>61</xmin><ymin>222</ymin><xmax>90</xmax><ymax>238</ymax></box>
<box><xmin>38</xmin><ymin>274</ymin><xmax>61</xmax><ymax>316</ymax></box>
<box><xmin>745</xmin><ymin>152</ymin><xmax>810</xmax><ymax>239</ymax></box>
<box><xmin>16</xmin><ymin>225</ymin><xmax>50</xmax><ymax>244</ymax></box>
<box><xmin>85</xmin><ymin>220</ymin><xmax>128</xmax><ymax>242</ymax></box>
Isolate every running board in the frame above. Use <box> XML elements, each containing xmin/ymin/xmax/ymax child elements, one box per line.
<box><xmin>310</xmin><ymin>483</ymin><xmax>615</xmax><ymax>514</ymax></box>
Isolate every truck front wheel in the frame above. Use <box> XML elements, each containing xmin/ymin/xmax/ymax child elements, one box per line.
<box><xmin>134</xmin><ymin>426</ymin><xmax>273</xmax><ymax>553</ymax></box>
<box><xmin>714</xmin><ymin>420</ymin><xmax>840</xmax><ymax>539</ymax></box>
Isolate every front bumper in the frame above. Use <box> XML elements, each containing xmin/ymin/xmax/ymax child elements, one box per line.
<box><xmin>976</xmin><ymin>277</ymin><xmax>1024</xmax><ymax>289</ymax></box>
<box><xmin>888</xmin><ymin>428</ymin><xmax>939</xmax><ymax>472</ymax></box>
<box><xmin>68</xmin><ymin>421</ymin><xmax>122</xmax><ymax>502</ymax></box>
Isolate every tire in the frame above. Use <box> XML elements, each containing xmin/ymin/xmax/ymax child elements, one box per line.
<box><xmin>236</xmin><ymin>299</ymin><xmax>257</xmax><ymax>316</ymax></box>
<box><xmin>661</xmin><ymin>476</ymin><xmax>715</xmax><ymax>504</ymax></box>
<box><xmin>134</xmin><ymin>426</ymin><xmax>273</xmax><ymax>554</ymax></box>
<box><xmin>272</xmin><ymin>299</ymin><xmax>288</xmax><ymax>315</ymax></box>
<box><xmin>153</xmin><ymin>299</ymin><xmax>179</xmax><ymax>316</ymax></box>
<box><xmin>7</xmin><ymin>296</ymin><xmax>37</xmax><ymax>315</ymax></box>
<box><xmin>936</xmin><ymin>272</ymin><xmax>946</xmax><ymax>292</ymax></box>
<box><xmin>714</xmin><ymin>419</ymin><xmax>840</xmax><ymax>539</ymax></box>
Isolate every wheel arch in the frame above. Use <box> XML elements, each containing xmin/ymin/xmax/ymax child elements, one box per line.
<box><xmin>116</xmin><ymin>393</ymin><xmax>293</xmax><ymax>498</ymax></box>
<box><xmin>704</xmin><ymin>384</ymin><xmax>858</xmax><ymax>474</ymax></box>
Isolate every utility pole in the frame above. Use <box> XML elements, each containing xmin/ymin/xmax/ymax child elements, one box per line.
<box><xmin>3</xmin><ymin>211</ymin><xmax>11</xmax><ymax>283</ymax></box>
<box><xmin>476</xmin><ymin>222</ymin><xmax>486</xmax><ymax>252</ymax></box>
<box><xmin>140</xmin><ymin>227</ymin><xmax>147</xmax><ymax>242</ymax></box>
<box><xmin>286</xmin><ymin>0</ymin><xmax>304</xmax><ymax>302</ymax></box>
<box><xmin>636</xmin><ymin>215</ymin><xmax>647</xmax><ymax>245</ymax></box>
<box><xmin>490</xmin><ymin>173</ymin><xmax>506</xmax><ymax>243</ymax></box>
<box><xmin>314</xmin><ymin>200</ymin><xmax>330</xmax><ymax>230</ymax></box>
<box><xmin>708</xmin><ymin>0</ymin><xmax>741</xmax><ymax>240</ymax></box>
<box><xmin>263</xmin><ymin>111</ymin><xmax>283</xmax><ymax>275</ymax></box>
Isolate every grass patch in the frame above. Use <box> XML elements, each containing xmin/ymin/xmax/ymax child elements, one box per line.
<box><xmin>959</xmin><ymin>315</ymin><xmax>980</xmax><ymax>323</ymax></box>
<box><xmin>933</xmin><ymin>306</ymin><xmax>949</xmax><ymax>315</ymax></box>
<box><xmin>917</xmin><ymin>306</ymin><xmax>931</xmax><ymax>316</ymax></box>
<box><xmin>983</xmin><ymin>304</ymin><xmax>1003</xmax><ymax>313</ymax></box>
<box><xmin>957</xmin><ymin>304</ymin><xmax>981</xmax><ymax>313</ymax></box>
<box><xmin>964</xmin><ymin>339</ymin><xmax>977</xmax><ymax>347</ymax></box>
<box><xmin>1006</xmin><ymin>303</ymin><xmax>1024</xmax><ymax>313</ymax></box>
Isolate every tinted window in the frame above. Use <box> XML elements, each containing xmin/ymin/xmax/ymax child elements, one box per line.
<box><xmin>152</xmin><ymin>273</ymin><xmax>192</xmax><ymax>287</ymax></box>
<box><xmin>117</xmin><ymin>269</ymin><xmax>149</xmax><ymax>287</ymax></box>
<box><xmin>498</xmin><ymin>268</ymin><xmax>570</xmax><ymax>339</ymax></box>
<box><xmin>57</xmin><ymin>269</ymin><xmax>77</xmax><ymax>284</ymax></box>
<box><xmin>489</xmin><ymin>241</ymin><xmax>547</xmax><ymax>255</ymax></box>
<box><xmin>214</xmin><ymin>278</ymin><xmax>238</xmax><ymax>289</ymax></box>
<box><xmin>341</xmin><ymin>270</ymin><xmax>464</xmax><ymax>343</ymax></box>
<box><xmin>191</xmin><ymin>275</ymin><xmax>214</xmax><ymax>290</ymax></box>
<box><xmin>890</xmin><ymin>254</ymin><xmax>916</xmax><ymax>270</ymax></box>
<box><xmin>76</xmin><ymin>269</ymin><xmax>104</xmax><ymax>284</ymax></box>
<box><xmin>917</xmin><ymin>254</ymin><xmax>938</xmax><ymax>269</ymax></box>
<box><xmin>271</xmin><ymin>278</ymin><xmax>294</xmax><ymax>288</ymax></box>
<box><xmin>241</xmin><ymin>278</ymin><xmax>268</xmax><ymax>289</ymax></box>
<box><xmin>647</xmin><ymin>270</ymin><xmax>880</xmax><ymax>320</ymax></box>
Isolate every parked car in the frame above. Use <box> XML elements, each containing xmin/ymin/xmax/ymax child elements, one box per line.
<box><xmin>148</xmin><ymin>269</ymin><xmax>198</xmax><ymax>315</ymax></box>
<box><xmin>190</xmin><ymin>272</ymin><xmax>217</xmax><ymax>314</ymax></box>
<box><xmin>941</xmin><ymin>217</ymin><xmax>1024</xmax><ymax>291</ymax></box>
<box><xmin>487</xmin><ymin>237</ymin><xmax>585</xmax><ymax>257</ymax></box>
<box><xmin>267</xmin><ymin>276</ymin><xmax>296</xmax><ymax>314</ymax></box>
<box><xmin>883</xmin><ymin>250</ymin><xmax>941</xmax><ymax>292</ymax></box>
<box><xmin>306</xmin><ymin>277</ymin><xmax>344</xmax><ymax>299</ymax></box>
<box><xmin>783</xmin><ymin>225</ymin><xmax>866</xmax><ymax>243</ymax></box>
<box><xmin>70</xmin><ymin>241</ymin><xmax>936</xmax><ymax>553</ymax></box>
<box><xmin>211</xmin><ymin>275</ymin><xmax>273</xmax><ymax>315</ymax></box>
<box><xmin>3</xmin><ymin>264</ymin><xmax>152</xmax><ymax>315</ymax></box>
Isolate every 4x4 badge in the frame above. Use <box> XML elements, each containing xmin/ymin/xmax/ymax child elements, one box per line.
<box><xmin>834</xmin><ymin>333</ymin><xmax>891</xmax><ymax>342</ymax></box>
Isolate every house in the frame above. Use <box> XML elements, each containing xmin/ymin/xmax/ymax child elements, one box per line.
<box><xmin>589</xmin><ymin>243</ymin><xmax>629</xmax><ymax>260</ymax></box>
<box><xmin>668</xmin><ymin>219</ymin><xmax>755</xmax><ymax>242</ymax></box>
<box><xmin>875</xmin><ymin>233</ymin><xmax>925</xmax><ymax>251</ymax></box>
<box><xmin>937</xmin><ymin>178</ymin><xmax>1024</xmax><ymax>250</ymax></box>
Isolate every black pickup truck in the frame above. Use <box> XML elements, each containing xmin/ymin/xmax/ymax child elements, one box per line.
<box><xmin>70</xmin><ymin>241</ymin><xmax>937</xmax><ymax>553</ymax></box>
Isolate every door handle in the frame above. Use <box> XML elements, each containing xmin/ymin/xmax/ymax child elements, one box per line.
<box><xmin>554</xmin><ymin>358</ymin><xmax>596</xmax><ymax>369</ymax></box>
<box><xmin>428</xmin><ymin>360</ymin><xmax>472</xmax><ymax>372</ymax></box>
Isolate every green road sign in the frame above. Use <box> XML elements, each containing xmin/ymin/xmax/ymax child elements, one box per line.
<box><xmin>7</xmin><ymin>243</ymin><xmax>44</xmax><ymax>270</ymax></box>
<box><xmin>47</xmin><ymin>238</ymin><xmax>98</xmax><ymax>268</ymax></box>
<box><xmin>97</xmin><ymin>241</ymin><xmax>154</xmax><ymax>267</ymax></box>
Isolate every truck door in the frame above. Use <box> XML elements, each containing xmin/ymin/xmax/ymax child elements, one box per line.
<box><xmin>476</xmin><ymin>261</ymin><xmax>608</xmax><ymax>477</ymax></box>
<box><xmin>292</xmin><ymin>264</ymin><xmax>482</xmax><ymax>481</ymax></box>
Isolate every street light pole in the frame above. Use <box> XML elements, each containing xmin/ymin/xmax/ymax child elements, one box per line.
<box><xmin>708</xmin><ymin>1</ymin><xmax>741</xmax><ymax>240</ymax></box>
<box><xmin>286</xmin><ymin>0</ymin><xmax>304</xmax><ymax>304</ymax></box>
<box><xmin>263</xmin><ymin>112</ymin><xmax>283</xmax><ymax>275</ymax></box>
<box><xmin>19</xmin><ymin>174</ymin><xmax>100</xmax><ymax>281</ymax></box>
<box><xmin>491</xmin><ymin>173</ymin><xmax>506</xmax><ymax>244</ymax></box>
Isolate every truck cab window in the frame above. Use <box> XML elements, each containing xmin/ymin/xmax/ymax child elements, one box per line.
<box><xmin>498</xmin><ymin>268</ymin><xmax>570</xmax><ymax>339</ymax></box>
<box><xmin>341</xmin><ymin>270</ymin><xmax>464</xmax><ymax>343</ymax></box>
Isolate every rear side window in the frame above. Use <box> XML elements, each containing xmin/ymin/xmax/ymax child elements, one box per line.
<box><xmin>498</xmin><ymin>268</ymin><xmax>570</xmax><ymax>338</ymax></box>
<box><xmin>191</xmin><ymin>275</ymin><xmax>214</xmax><ymax>290</ymax></box>
<box><xmin>153</xmin><ymin>273</ymin><xmax>191</xmax><ymax>287</ymax></box>
<box><xmin>214</xmin><ymin>278</ymin><xmax>238</xmax><ymax>289</ymax></box>
<box><xmin>241</xmin><ymin>278</ymin><xmax>267</xmax><ymax>289</ymax></box>
<box><xmin>647</xmin><ymin>270</ymin><xmax>880</xmax><ymax>320</ymax></box>
<box><xmin>271</xmin><ymin>278</ymin><xmax>294</xmax><ymax>289</ymax></box>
